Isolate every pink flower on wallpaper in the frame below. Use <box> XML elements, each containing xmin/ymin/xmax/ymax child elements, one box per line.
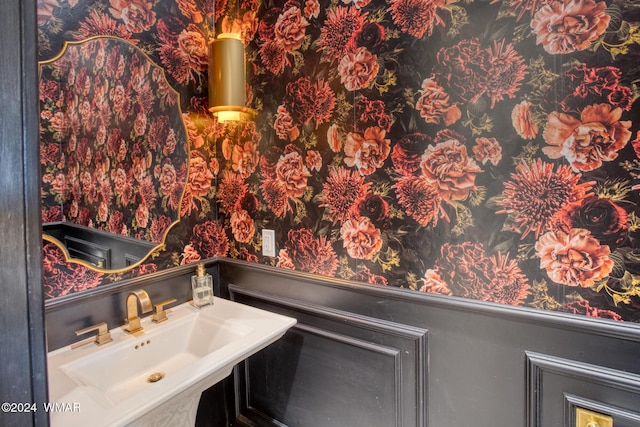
<box><xmin>355</xmin><ymin>193</ymin><xmax>389</xmax><ymax>228</ymax></box>
<box><xmin>134</xmin><ymin>111</ymin><xmax>147</xmax><ymax>136</ymax></box>
<box><xmin>420</xmin><ymin>138</ymin><xmax>482</xmax><ymax>201</ymax></box>
<box><xmin>42</xmin><ymin>206</ymin><xmax>63</xmax><ymax>223</ymax></box>
<box><xmin>176</xmin><ymin>0</ymin><xmax>204</xmax><ymax>24</ymax></box>
<box><xmin>434</xmin><ymin>39</ymin><xmax>490</xmax><ymax>104</ymax></box>
<box><xmin>511</xmin><ymin>100</ymin><xmax>539</xmax><ymax>140</ymax></box>
<box><xmin>232</xmin><ymin>141</ymin><xmax>259</xmax><ymax>179</ymax></box>
<box><xmin>312</xmin><ymin>79</ymin><xmax>337</xmax><ymax>127</ymax></box>
<box><xmin>433</xmin><ymin>243</ymin><xmax>530</xmax><ymax>305</ymax></box>
<box><xmin>274</xmin><ymin>106</ymin><xmax>300</xmax><ymax>141</ymax></box>
<box><xmin>40</xmin><ymin>142</ymin><xmax>60</xmax><ymax>166</ymax></box>
<box><xmin>222</xmin><ymin>11</ymin><xmax>259</xmax><ymax>46</ymax></box>
<box><xmin>306</xmin><ymin>150</ymin><xmax>323</xmax><ymax>172</ymax></box>
<box><xmin>497</xmin><ymin>159</ymin><xmax>595</xmax><ymax>239</ymax></box>
<box><xmin>419</xmin><ymin>269</ymin><xmax>452</xmax><ymax>295</ymax></box>
<box><xmin>108</xmin><ymin>210</ymin><xmax>125</xmax><ymax>235</ymax></box>
<box><xmin>261</xmin><ymin>179</ymin><xmax>292</xmax><ymax>218</ymax></box>
<box><xmin>283</xmin><ymin>228</ymin><xmax>338</xmax><ymax>276</ymax></box>
<box><xmin>473</xmin><ymin>137</ymin><xmax>502</xmax><ymax>166</ymax></box>
<box><xmin>282</xmin><ymin>77</ymin><xmax>336</xmax><ymax>127</ymax></box>
<box><xmin>177</xmin><ymin>25</ymin><xmax>209</xmax><ymax>69</ymax></box>
<box><xmin>148</xmin><ymin>115</ymin><xmax>170</xmax><ymax>152</ymax></box>
<box><xmin>217</xmin><ymin>171</ymin><xmax>248</xmax><ymax>214</ymax></box>
<box><xmin>560</xmin><ymin>300</ymin><xmax>622</xmax><ymax>321</ymax></box>
<box><xmin>276</xmin><ymin>248</ymin><xmax>296</xmax><ymax>269</ymax></box>
<box><xmin>536</xmin><ymin>228</ymin><xmax>613</xmax><ymax>287</ymax></box>
<box><xmin>304</xmin><ymin>0</ymin><xmax>320</xmax><ymax>19</ymax></box>
<box><xmin>484</xmin><ymin>41</ymin><xmax>528</xmax><ymax>108</ymax></box>
<box><xmin>543</xmin><ymin>103</ymin><xmax>632</xmax><ymax>172</ymax></box>
<box><xmin>388</xmin><ymin>0</ymin><xmax>445</xmax><ymax>39</ymax></box>
<box><xmin>111</xmin><ymin>167</ymin><xmax>132</xmax><ymax>205</ymax></box>
<box><xmin>158</xmin><ymin>24</ymin><xmax>208</xmax><ymax>84</ymax></box>
<box><xmin>138</xmin><ymin>175</ymin><xmax>157</xmax><ymax>206</ymax></box>
<box><xmin>339</xmin><ymin>48</ymin><xmax>379</xmax><ymax>92</ymax></box>
<box><xmin>355</xmin><ymin>267</ymin><xmax>388</xmax><ymax>286</ymax></box>
<box><xmin>190</xmin><ymin>220</ymin><xmax>230</xmax><ymax>257</ymax></box>
<box><xmin>559</xmin><ymin>64</ymin><xmax>634</xmax><ymax>113</ymax></box>
<box><xmin>109</xmin><ymin>0</ymin><xmax>157</xmax><ymax>33</ymax></box>
<box><xmin>415</xmin><ymin>77</ymin><xmax>461</xmax><ymax>126</ymax></box>
<box><xmin>188</xmin><ymin>152</ymin><xmax>214</xmax><ymax>198</ymax></box>
<box><xmin>327</xmin><ymin>124</ymin><xmax>343</xmax><ymax>153</ymax></box>
<box><xmin>156</xmin><ymin>160</ymin><xmax>178</xmax><ymax>197</ymax></box>
<box><xmin>531</xmin><ymin>0</ymin><xmax>610</xmax><ymax>55</ymax></box>
<box><xmin>340</xmin><ymin>217</ymin><xmax>382</xmax><ymax>260</ymax></box>
<box><xmin>393</xmin><ymin>175</ymin><xmax>447</xmax><ymax>227</ymax></box>
<box><xmin>486</xmin><ymin>253</ymin><xmax>531</xmax><ymax>306</ymax></box>
<box><xmin>260</xmin><ymin>40</ymin><xmax>289</xmax><ymax>75</ymax></box>
<box><xmin>150</xmin><ymin>215</ymin><xmax>172</xmax><ymax>243</ymax></box>
<box><xmin>319</xmin><ymin>167</ymin><xmax>372</xmax><ymax>224</ymax></box>
<box><xmin>354</xmin><ymin>97</ymin><xmax>391</xmax><ymax>133</ymax></box>
<box><xmin>163</xmin><ymin>129</ymin><xmax>178</xmax><ymax>157</ymax></box>
<box><xmin>231</xmin><ymin>210</ymin><xmax>255</xmax><ymax>243</ymax></box>
<box><xmin>355</xmin><ymin>22</ymin><xmax>386</xmax><ymax>55</ymax></box>
<box><xmin>317</xmin><ymin>6</ymin><xmax>366</xmax><ymax>62</ymax></box>
<box><xmin>554</xmin><ymin>196</ymin><xmax>629</xmax><ymax>248</ymax></box>
<box><xmin>275</xmin><ymin>150</ymin><xmax>311</xmax><ymax>198</ymax></box>
<box><xmin>136</xmin><ymin>203</ymin><xmax>150</xmax><ymax>228</ymax></box>
<box><xmin>344</xmin><ymin>126</ymin><xmax>391</xmax><ymax>175</ymax></box>
<box><xmin>274</xmin><ymin>6</ymin><xmax>309</xmax><ymax>52</ymax></box>
<box><xmin>98</xmin><ymin>201</ymin><xmax>109</xmax><ymax>223</ymax></box>
<box><xmin>214</xmin><ymin>0</ymin><xmax>228</xmax><ymax>20</ymax></box>
<box><xmin>391</xmin><ymin>133</ymin><xmax>432</xmax><ymax>176</ymax></box>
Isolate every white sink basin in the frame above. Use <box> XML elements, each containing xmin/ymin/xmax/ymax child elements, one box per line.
<box><xmin>47</xmin><ymin>298</ymin><xmax>296</xmax><ymax>427</ymax></box>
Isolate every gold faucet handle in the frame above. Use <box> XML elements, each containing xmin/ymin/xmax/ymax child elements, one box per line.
<box><xmin>71</xmin><ymin>322</ymin><xmax>113</xmax><ymax>349</ymax></box>
<box><xmin>151</xmin><ymin>298</ymin><xmax>177</xmax><ymax>323</ymax></box>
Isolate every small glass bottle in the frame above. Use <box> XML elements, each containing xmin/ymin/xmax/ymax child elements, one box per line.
<box><xmin>191</xmin><ymin>263</ymin><xmax>214</xmax><ymax>308</ymax></box>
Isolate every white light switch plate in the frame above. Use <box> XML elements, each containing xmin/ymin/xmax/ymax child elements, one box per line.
<box><xmin>262</xmin><ymin>229</ymin><xmax>276</xmax><ymax>257</ymax></box>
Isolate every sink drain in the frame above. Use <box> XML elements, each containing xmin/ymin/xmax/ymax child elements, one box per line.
<box><xmin>147</xmin><ymin>372</ymin><xmax>165</xmax><ymax>383</ymax></box>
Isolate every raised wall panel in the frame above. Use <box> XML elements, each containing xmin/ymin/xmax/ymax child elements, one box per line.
<box><xmin>526</xmin><ymin>352</ymin><xmax>640</xmax><ymax>427</ymax></box>
<box><xmin>229</xmin><ymin>285</ymin><xmax>428</xmax><ymax>427</ymax></box>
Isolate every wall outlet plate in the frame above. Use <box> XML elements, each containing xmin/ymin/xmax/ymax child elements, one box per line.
<box><xmin>576</xmin><ymin>407</ymin><xmax>613</xmax><ymax>427</ymax></box>
<box><xmin>262</xmin><ymin>229</ymin><xmax>276</xmax><ymax>257</ymax></box>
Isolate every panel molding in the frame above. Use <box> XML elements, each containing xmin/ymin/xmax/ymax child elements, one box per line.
<box><xmin>526</xmin><ymin>352</ymin><xmax>640</xmax><ymax>427</ymax></box>
<box><xmin>229</xmin><ymin>284</ymin><xmax>428</xmax><ymax>427</ymax></box>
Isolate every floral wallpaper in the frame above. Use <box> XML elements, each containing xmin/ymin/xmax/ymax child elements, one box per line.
<box><xmin>40</xmin><ymin>37</ymin><xmax>188</xmax><ymax>243</ymax></box>
<box><xmin>38</xmin><ymin>0</ymin><xmax>640</xmax><ymax>323</ymax></box>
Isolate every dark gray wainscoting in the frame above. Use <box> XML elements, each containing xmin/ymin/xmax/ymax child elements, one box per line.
<box><xmin>218</xmin><ymin>260</ymin><xmax>640</xmax><ymax>427</ymax></box>
<box><xmin>229</xmin><ymin>285</ymin><xmax>428</xmax><ymax>427</ymax></box>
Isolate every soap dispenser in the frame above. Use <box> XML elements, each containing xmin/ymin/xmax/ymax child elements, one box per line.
<box><xmin>191</xmin><ymin>262</ymin><xmax>214</xmax><ymax>308</ymax></box>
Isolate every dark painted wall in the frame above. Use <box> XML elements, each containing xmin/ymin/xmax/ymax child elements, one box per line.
<box><xmin>220</xmin><ymin>260</ymin><xmax>640</xmax><ymax>427</ymax></box>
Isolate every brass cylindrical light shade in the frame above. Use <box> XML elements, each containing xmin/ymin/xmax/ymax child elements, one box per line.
<box><xmin>208</xmin><ymin>34</ymin><xmax>254</xmax><ymax>122</ymax></box>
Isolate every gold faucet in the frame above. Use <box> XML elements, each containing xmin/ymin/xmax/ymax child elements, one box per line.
<box><xmin>123</xmin><ymin>289</ymin><xmax>152</xmax><ymax>334</ymax></box>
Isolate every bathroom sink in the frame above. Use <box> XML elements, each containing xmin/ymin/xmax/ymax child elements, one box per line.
<box><xmin>47</xmin><ymin>298</ymin><xmax>296</xmax><ymax>427</ymax></box>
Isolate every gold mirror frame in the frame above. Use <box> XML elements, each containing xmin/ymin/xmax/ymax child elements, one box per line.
<box><xmin>39</xmin><ymin>36</ymin><xmax>189</xmax><ymax>273</ymax></box>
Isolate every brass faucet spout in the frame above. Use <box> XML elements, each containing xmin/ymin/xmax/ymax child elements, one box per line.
<box><xmin>124</xmin><ymin>289</ymin><xmax>152</xmax><ymax>334</ymax></box>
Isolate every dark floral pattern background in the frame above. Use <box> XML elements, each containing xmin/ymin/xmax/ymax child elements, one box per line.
<box><xmin>38</xmin><ymin>0</ymin><xmax>640</xmax><ymax>323</ymax></box>
<box><xmin>40</xmin><ymin>37</ymin><xmax>188</xmax><ymax>243</ymax></box>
